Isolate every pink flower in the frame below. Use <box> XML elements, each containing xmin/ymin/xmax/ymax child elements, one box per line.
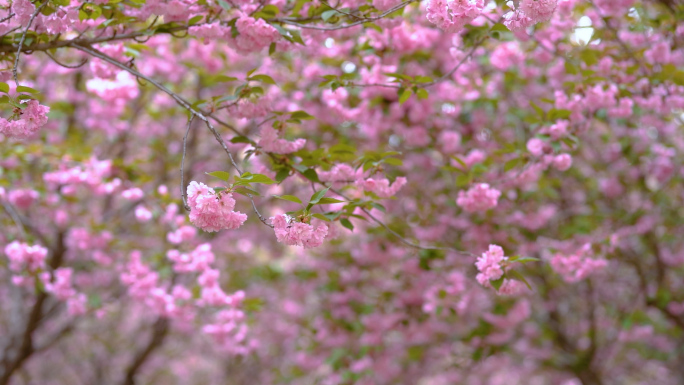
<box><xmin>357</xmin><ymin>177</ymin><xmax>407</xmax><ymax>198</ymax></box>
<box><xmin>8</xmin><ymin>189</ymin><xmax>39</xmax><ymax>209</ymax></box>
<box><xmin>4</xmin><ymin>241</ymin><xmax>48</xmax><ymax>272</ymax></box>
<box><xmin>475</xmin><ymin>244</ymin><xmax>507</xmax><ymax>285</ymax></box>
<box><xmin>121</xmin><ymin>187</ymin><xmax>144</xmax><ymax>200</ymax></box>
<box><xmin>0</xmin><ymin>100</ymin><xmax>50</xmax><ymax>140</ymax></box>
<box><xmin>258</xmin><ymin>127</ymin><xmax>306</xmax><ymax>154</ymax></box>
<box><xmin>13</xmin><ymin>0</ymin><xmax>35</xmax><ymax>24</ymax></box>
<box><xmin>271</xmin><ymin>214</ymin><xmax>329</xmax><ymax>248</ymax></box>
<box><xmin>550</xmin><ymin>246</ymin><xmax>608</xmax><ymax>282</ymax></box>
<box><xmin>526</xmin><ymin>138</ymin><xmax>545</xmax><ymax>156</ymax></box>
<box><xmin>519</xmin><ymin>0</ymin><xmax>558</xmax><ymax>23</ymax></box>
<box><xmin>135</xmin><ymin>205</ymin><xmax>153</xmax><ymax>222</ymax></box>
<box><xmin>230</xmin><ymin>15</ymin><xmax>280</xmax><ymax>54</ymax></box>
<box><xmin>553</xmin><ymin>153</ymin><xmax>572</xmax><ymax>171</ymax></box>
<box><xmin>167</xmin><ymin>243</ymin><xmax>215</xmax><ymax>273</ymax></box>
<box><xmin>425</xmin><ymin>0</ymin><xmax>485</xmax><ymax>33</ymax></box>
<box><xmin>187</xmin><ymin>182</ymin><xmax>248</xmax><ymax>232</ymax></box>
<box><xmin>456</xmin><ymin>183</ymin><xmax>501</xmax><ymax>212</ymax></box>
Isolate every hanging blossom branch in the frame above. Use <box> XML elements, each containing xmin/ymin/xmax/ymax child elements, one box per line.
<box><xmin>69</xmin><ymin>43</ymin><xmax>274</xmax><ymax>228</ymax></box>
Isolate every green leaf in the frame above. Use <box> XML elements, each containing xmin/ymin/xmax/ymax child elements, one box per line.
<box><xmin>321</xmin><ymin>9</ymin><xmax>339</xmax><ymax>22</ymax></box>
<box><xmin>382</xmin><ymin>157</ymin><xmax>403</xmax><ymax>166</ymax></box>
<box><xmin>291</xmin><ymin>110</ymin><xmax>314</xmax><ymax>120</ymax></box>
<box><xmin>399</xmin><ymin>88</ymin><xmax>412</xmax><ymax>104</ymax></box>
<box><xmin>309</xmin><ymin>188</ymin><xmax>330</xmax><ymax>205</ymax></box>
<box><xmin>269</xmin><ymin>42</ymin><xmax>276</xmax><ymax>55</ymax></box>
<box><xmin>507</xmin><ymin>270</ymin><xmax>532</xmax><ymax>290</ymax></box>
<box><xmin>188</xmin><ymin>15</ymin><xmax>203</xmax><ymax>25</ymax></box>
<box><xmin>312</xmin><ymin>213</ymin><xmax>332</xmax><ymax>222</ymax></box>
<box><xmin>302</xmin><ymin>168</ymin><xmax>320</xmax><ymax>183</ymax></box>
<box><xmin>230</xmin><ymin>136</ymin><xmax>252</xmax><ymax>144</ymax></box>
<box><xmin>416</xmin><ymin>88</ymin><xmax>429</xmax><ymax>100</ymax></box>
<box><xmin>340</xmin><ymin>218</ymin><xmax>354</xmax><ymax>231</ymax></box>
<box><xmin>233</xmin><ymin>186</ymin><xmax>261</xmax><ymax>196</ymax></box>
<box><xmin>206</xmin><ymin>171</ymin><xmax>231</xmax><ymax>181</ymax></box>
<box><xmin>504</xmin><ymin>158</ymin><xmax>520</xmax><ymax>172</ymax></box>
<box><xmin>490</xmin><ymin>276</ymin><xmax>505</xmax><ymax>291</ymax></box>
<box><xmin>0</xmin><ymin>82</ymin><xmax>8</xmax><ymax>93</ymax></box>
<box><xmin>275</xmin><ymin>168</ymin><xmax>290</xmax><ymax>183</ymax></box>
<box><xmin>508</xmin><ymin>256</ymin><xmax>540</xmax><ymax>264</ymax></box>
<box><xmin>317</xmin><ymin>197</ymin><xmax>345</xmax><ymax>204</ymax></box>
<box><xmin>240</xmin><ymin>173</ymin><xmax>276</xmax><ymax>184</ymax></box>
<box><xmin>16</xmin><ymin>86</ymin><xmax>40</xmax><ymax>94</ymax></box>
<box><xmin>248</xmin><ymin>74</ymin><xmax>277</xmax><ymax>85</ymax></box>
<box><xmin>215</xmin><ymin>75</ymin><xmax>239</xmax><ymax>83</ymax></box>
<box><xmin>273</xmin><ymin>194</ymin><xmax>303</xmax><ymax>204</ymax></box>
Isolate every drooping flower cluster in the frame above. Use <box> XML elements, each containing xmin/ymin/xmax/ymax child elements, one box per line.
<box><xmin>504</xmin><ymin>0</ymin><xmax>558</xmax><ymax>32</ymax></box>
<box><xmin>475</xmin><ymin>244</ymin><xmax>507</xmax><ymax>286</ymax></box>
<box><xmin>258</xmin><ymin>126</ymin><xmax>306</xmax><ymax>154</ymax></box>
<box><xmin>230</xmin><ymin>15</ymin><xmax>280</xmax><ymax>54</ymax></box>
<box><xmin>550</xmin><ymin>245</ymin><xmax>608</xmax><ymax>282</ymax></box>
<box><xmin>425</xmin><ymin>0</ymin><xmax>485</xmax><ymax>33</ymax></box>
<box><xmin>187</xmin><ymin>182</ymin><xmax>247</xmax><ymax>232</ymax></box>
<box><xmin>271</xmin><ymin>214</ymin><xmax>328</xmax><ymax>248</ymax></box>
<box><xmin>456</xmin><ymin>183</ymin><xmax>501</xmax><ymax>212</ymax></box>
<box><xmin>0</xmin><ymin>100</ymin><xmax>50</xmax><ymax>140</ymax></box>
<box><xmin>357</xmin><ymin>177</ymin><xmax>407</xmax><ymax>198</ymax></box>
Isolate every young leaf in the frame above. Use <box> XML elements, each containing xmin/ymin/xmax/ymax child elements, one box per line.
<box><xmin>273</xmin><ymin>195</ymin><xmax>303</xmax><ymax>205</ymax></box>
<box><xmin>312</xmin><ymin>213</ymin><xmax>332</xmax><ymax>222</ymax></box>
<box><xmin>399</xmin><ymin>88</ymin><xmax>412</xmax><ymax>104</ymax></box>
<box><xmin>291</xmin><ymin>110</ymin><xmax>314</xmax><ymax>120</ymax></box>
<box><xmin>340</xmin><ymin>218</ymin><xmax>354</xmax><ymax>231</ymax></box>
<box><xmin>240</xmin><ymin>173</ymin><xmax>276</xmax><ymax>184</ymax></box>
<box><xmin>206</xmin><ymin>171</ymin><xmax>231</xmax><ymax>181</ymax></box>
<box><xmin>233</xmin><ymin>186</ymin><xmax>261</xmax><ymax>196</ymax></box>
<box><xmin>508</xmin><ymin>256</ymin><xmax>540</xmax><ymax>264</ymax></box>
<box><xmin>508</xmin><ymin>270</ymin><xmax>532</xmax><ymax>290</ymax></box>
<box><xmin>316</xmin><ymin>197</ymin><xmax>345</xmax><ymax>204</ymax></box>
<box><xmin>248</xmin><ymin>74</ymin><xmax>277</xmax><ymax>85</ymax></box>
<box><xmin>0</xmin><ymin>82</ymin><xmax>9</xmax><ymax>93</ymax></box>
<box><xmin>309</xmin><ymin>187</ymin><xmax>330</xmax><ymax>205</ymax></box>
<box><xmin>490</xmin><ymin>276</ymin><xmax>505</xmax><ymax>291</ymax></box>
<box><xmin>16</xmin><ymin>86</ymin><xmax>40</xmax><ymax>94</ymax></box>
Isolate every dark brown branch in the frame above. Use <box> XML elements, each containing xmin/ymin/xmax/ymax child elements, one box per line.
<box><xmin>121</xmin><ymin>318</ymin><xmax>169</xmax><ymax>385</ymax></box>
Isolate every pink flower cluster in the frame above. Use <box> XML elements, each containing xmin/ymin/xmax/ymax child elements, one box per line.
<box><xmin>475</xmin><ymin>244</ymin><xmax>507</xmax><ymax>286</ymax></box>
<box><xmin>4</xmin><ymin>241</ymin><xmax>48</xmax><ymax>272</ymax></box>
<box><xmin>456</xmin><ymin>183</ymin><xmax>501</xmax><ymax>212</ymax></box>
<box><xmin>550</xmin><ymin>245</ymin><xmax>608</xmax><ymax>282</ymax></box>
<box><xmin>504</xmin><ymin>0</ymin><xmax>558</xmax><ymax>32</ymax></box>
<box><xmin>187</xmin><ymin>182</ymin><xmax>248</xmax><ymax>232</ymax></box>
<box><xmin>230</xmin><ymin>15</ymin><xmax>280</xmax><ymax>54</ymax></box>
<box><xmin>356</xmin><ymin>177</ymin><xmax>407</xmax><ymax>198</ymax></box>
<box><xmin>271</xmin><ymin>214</ymin><xmax>329</xmax><ymax>248</ymax></box>
<box><xmin>41</xmin><ymin>268</ymin><xmax>87</xmax><ymax>316</ymax></box>
<box><xmin>319</xmin><ymin>164</ymin><xmax>363</xmax><ymax>185</ymax></box>
<box><xmin>228</xmin><ymin>97</ymin><xmax>272</xmax><ymax>119</ymax></box>
<box><xmin>7</xmin><ymin>189</ymin><xmax>39</xmax><ymax>209</ymax></box>
<box><xmin>258</xmin><ymin>127</ymin><xmax>306</xmax><ymax>154</ymax></box>
<box><xmin>0</xmin><ymin>100</ymin><xmax>50</xmax><ymax>140</ymax></box>
<box><xmin>167</xmin><ymin>243</ymin><xmax>215</xmax><ymax>273</ymax></box>
<box><xmin>425</xmin><ymin>0</ymin><xmax>485</xmax><ymax>33</ymax></box>
<box><xmin>90</xmin><ymin>44</ymin><xmax>126</xmax><ymax>79</ymax></box>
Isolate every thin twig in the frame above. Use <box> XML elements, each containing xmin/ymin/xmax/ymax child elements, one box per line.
<box><xmin>276</xmin><ymin>0</ymin><xmax>416</xmax><ymax>31</ymax></box>
<box><xmin>13</xmin><ymin>1</ymin><xmax>46</xmax><ymax>87</ymax></box>
<box><xmin>44</xmin><ymin>50</ymin><xmax>88</xmax><ymax>69</ymax></box>
<box><xmin>181</xmin><ymin>115</ymin><xmax>195</xmax><ymax>211</ymax></box>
